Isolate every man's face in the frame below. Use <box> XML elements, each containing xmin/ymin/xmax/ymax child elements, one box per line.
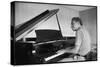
<box><xmin>71</xmin><ymin>21</ymin><xmax>80</xmax><ymax>31</ymax></box>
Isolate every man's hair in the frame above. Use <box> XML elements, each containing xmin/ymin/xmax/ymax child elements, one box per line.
<box><xmin>71</xmin><ymin>17</ymin><xmax>83</xmax><ymax>26</ymax></box>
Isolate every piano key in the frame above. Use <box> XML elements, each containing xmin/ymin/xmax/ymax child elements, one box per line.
<box><xmin>44</xmin><ymin>51</ymin><xmax>65</xmax><ymax>61</ymax></box>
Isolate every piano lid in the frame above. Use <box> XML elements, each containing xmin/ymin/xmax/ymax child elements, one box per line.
<box><xmin>15</xmin><ymin>9</ymin><xmax>59</xmax><ymax>41</ymax></box>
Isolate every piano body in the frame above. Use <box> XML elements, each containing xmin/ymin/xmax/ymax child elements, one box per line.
<box><xmin>11</xmin><ymin>9</ymin><xmax>75</xmax><ymax>65</ymax></box>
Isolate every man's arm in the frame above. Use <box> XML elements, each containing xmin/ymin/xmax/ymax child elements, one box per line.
<box><xmin>73</xmin><ymin>31</ymin><xmax>83</xmax><ymax>54</ymax></box>
<box><xmin>57</xmin><ymin>31</ymin><xmax>83</xmax><ymax>54</ymax></box>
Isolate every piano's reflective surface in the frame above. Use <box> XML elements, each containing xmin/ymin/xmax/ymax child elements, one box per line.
<box><xmin>11</xmin><ymin>8</ymin><xmax>75</xmax><ymax>65</ymax></box>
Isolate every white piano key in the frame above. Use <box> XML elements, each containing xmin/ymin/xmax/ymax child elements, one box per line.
<box><xmin>44</xmin><ymin>51</ymin><xmax>65</xmax><ymax>61</ymax></box>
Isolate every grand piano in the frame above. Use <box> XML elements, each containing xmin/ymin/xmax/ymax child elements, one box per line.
<box><xmin>11</xmin><ymin>9</ymin><xmax>75</xmax><ymax>65</ymax></box>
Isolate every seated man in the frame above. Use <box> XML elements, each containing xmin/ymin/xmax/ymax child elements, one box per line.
<box><xmin>57</xmin><ymin>17</ymin><xmax>91</xmax><ymax>61</ymax></box>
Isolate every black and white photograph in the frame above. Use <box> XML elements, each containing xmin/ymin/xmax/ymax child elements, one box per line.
<box><xmin>11</xmin><ymin>1</ymin><xmax>97</xmax><ymax>65</ymax></box>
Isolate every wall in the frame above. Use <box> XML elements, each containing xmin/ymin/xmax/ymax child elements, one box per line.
<box><xmin>79</xmin><ymin>8</ymin><xmax>97</xmax><ymax>44</ymax></box>
<box><xmin>15</xmin><ymin>2</ymin><xmax>79</xmax><ymax>37</ymax></box>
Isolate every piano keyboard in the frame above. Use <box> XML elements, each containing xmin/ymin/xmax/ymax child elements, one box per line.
<box><xmin>44</xmin><ymin>51</ymin><xmax>66</xmax><ymax>61</ymax></box>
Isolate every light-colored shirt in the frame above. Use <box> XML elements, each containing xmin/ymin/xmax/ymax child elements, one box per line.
<box><xmin>75</xmin><ymin>26</ymin><xmax>91</xmax><ymax>56</ymax></box>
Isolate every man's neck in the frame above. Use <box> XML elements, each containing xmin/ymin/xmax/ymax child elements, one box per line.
<box><xmin>76</xmin><ymin>26</ymin><xmax>82</xmax><ymax>31</ymax></box>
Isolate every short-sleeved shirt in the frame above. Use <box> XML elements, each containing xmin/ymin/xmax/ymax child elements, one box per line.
<box><xmin>75</xmin><ymin>26</ymin><xmax>91</xmax><ymax>56</ymax></box>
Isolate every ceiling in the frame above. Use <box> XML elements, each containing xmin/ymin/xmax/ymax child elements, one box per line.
<box><xmin>65</xmin><ymin>6</ymin><xmax>95</xmax><ymax>11</ymax></box>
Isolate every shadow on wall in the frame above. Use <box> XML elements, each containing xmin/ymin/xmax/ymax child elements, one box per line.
<box><xmin>79</xmin><ymin>7</ymin><xmax>97</xmax><ymax>45</ymax></box>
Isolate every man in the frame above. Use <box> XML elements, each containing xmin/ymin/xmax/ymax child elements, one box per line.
<box><xmin>57</xmin><ymin>17</ymin><xmax>91</xmax><ymax>61</ymax></box>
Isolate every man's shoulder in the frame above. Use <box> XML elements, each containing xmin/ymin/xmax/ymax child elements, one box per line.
<box><xmin>77</xmin><ymin>28</ymin><xmax>83</xmax><ymax>35</ymax></box>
